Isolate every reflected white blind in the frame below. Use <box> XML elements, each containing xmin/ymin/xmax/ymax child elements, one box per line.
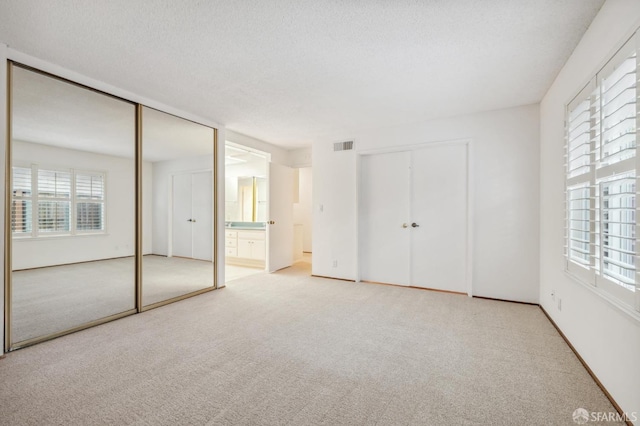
<box><xmin>38</xmin><ymin>170</ymin><xmax>71</xmax><ymax>198</ymax></box>
<box><xmin>12</xmin><ymin>167</ymin><xmax>32</xmax><ymax>234</ymax></box>
<box><xmin>76</xmin><ymin>173</ymin><xmax>104</xmax><ymax>232</ymax></box>
<box><xmin>600</xmin><ymin>51</ymin><xmax>637</xmax><ymax>165</ymax></box>
<box><xmin>37</xmin><ymin>169</ymin><xmax>71</xmax><ymax>233</ymax></box>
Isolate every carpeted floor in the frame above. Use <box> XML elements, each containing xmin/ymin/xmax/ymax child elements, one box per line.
<box><xmin>11</xmin><ymin>256</ymin><xmax>214</xmax><ymax>343</ymax></box>
<box><xmin>0</xmin><ymin>261</ymin><xmax>621</xmax><ymax>425</ymax></box>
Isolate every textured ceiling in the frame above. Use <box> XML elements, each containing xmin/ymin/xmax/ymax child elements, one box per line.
<box><xmin>0</xmin><ymin>0</ymin><xmax>604</xmax><ymax>148</ymax></box>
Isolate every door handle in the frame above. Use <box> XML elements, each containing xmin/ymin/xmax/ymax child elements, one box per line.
<box><xmin>268</xmin><ymin>220</ymin><xmax>275</xmax><ymax>225</ymax></box>
<box><xmin>411</xmin><ymin>222</ymin><xmax>419</xmax><ymax>228</ymax></box>
<box><xmin>402</xmin><ymin>223</ymin><xmax>408</xmax><ymax>228</ymax></box>
<box><xmin>187</xmin><ymin>219</ymin><xmax>193</xmax><ymax>222</ymax></box>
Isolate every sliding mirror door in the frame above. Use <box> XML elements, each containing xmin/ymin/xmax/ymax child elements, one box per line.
<box><xmin>8</xmin><ymin>64</ymin><xmax>136</xmax><ymax>348</ymax></box>
<box><xmin>141</xmin><ymin>107</ymin><xmax>216</xmax><ymax>307</ymax></box>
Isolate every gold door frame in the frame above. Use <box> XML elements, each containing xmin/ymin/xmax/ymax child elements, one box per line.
<box><xmin>4</xmin><ymin>61</ymin><xmax>219</xmax><ymax>352</ymax></box>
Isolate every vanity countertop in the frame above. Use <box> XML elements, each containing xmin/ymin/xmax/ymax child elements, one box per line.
<box><xmin>225</xmin><ymin>221</ymin><xmax>266</xmax><ymax>231</ymax></box>
<box><xmin>225</xmin><ymin>226</ymin><xmax>265</xmax><ymax>231</ymax></box>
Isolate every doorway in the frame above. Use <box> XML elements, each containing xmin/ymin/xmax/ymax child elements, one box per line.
<box><xmin>224</xmin><ymin>143</ymin><xmax>269</xmax><ymax>282</ymax></box>
<box><xmin>359</xmin><ymin>141</ymin><xmax>471</xmax><ymax>294</ymax></box>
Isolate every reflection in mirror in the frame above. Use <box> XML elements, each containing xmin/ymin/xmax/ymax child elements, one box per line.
<box><xmin>10</xmin><ymin>65</ymin><xmax>136</xmax><ymax>345</ymax></box>
<box><xmin>141</xmin><ymin>107</ymin><xmax>215</xmax><ymax>307</ymax></box>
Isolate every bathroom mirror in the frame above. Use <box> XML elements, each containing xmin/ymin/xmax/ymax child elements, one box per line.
<box><xmin>141</xmin><ymin>107</ymin><xmax>216</xmax><ymax>307</ymax></box>
<box><xmin>224</xmin><ymin>144</ymin><xmax>268</xmax><ymax>223</ymax></box>
<box><xmin>9</xmin><ymin>64</ymin><xmax>136</xmax><ymax>347</ymax></box>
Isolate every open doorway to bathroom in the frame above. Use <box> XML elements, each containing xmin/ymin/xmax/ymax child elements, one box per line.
<box><xmin>224</xmin><ymin>142</ymin><xmax>268</xmax><ymax>282</ymax></box>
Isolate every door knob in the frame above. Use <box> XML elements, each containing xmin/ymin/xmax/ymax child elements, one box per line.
<box><xmin>411</xmin><ymin>222</ymin><xmax>419</xmax><ymax>228</ymax></box>
<box><xmin>192</xmin><ymin>219</ymin><xmax>197</xmax><ymax>223</ymax></box>
<box><xmin>268</xmin><ymin>220</ymin><xmax>275</xmax><ymax>225</ymax></box>
<box><xmin>402</xmin><ymin>223</ymin><xmax>408</xmax><ymax>228</ymax></box>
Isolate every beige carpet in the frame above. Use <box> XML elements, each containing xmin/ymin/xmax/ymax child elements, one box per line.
<box><xmin>0</xmin><ymin>262</ymin><xmax>621</xmax><ymax>425</ymax></box>
<box><xmin>225</xmin><ymin>263</ymin><xmax>265</xmax><ymax>283</ymax></box>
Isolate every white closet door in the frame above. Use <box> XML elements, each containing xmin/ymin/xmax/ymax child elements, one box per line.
<box><xmin>360</xmin><ymin>151</ymin><xmax>411</xmax><ymax>285</ymax></box>
<box><xmin>410</xmin><ymin>144</ymin><xmax>467</xmax><ymax>292</ymax></box>
<box><xmin>172</xmin><ymin>173</ymin><xmax>193</xmax><ymax>258</ymax></box>
<box><xmin>192</xmin><ymin>171</ymin><xmax>213</xmax><ymax>261</ymax></box>
<box><xmin>267</xmin><ymin>163</ymin><xmax>294</xmax><ymax>272</ymax></box>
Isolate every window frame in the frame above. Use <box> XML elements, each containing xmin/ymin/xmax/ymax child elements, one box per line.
<box><xmin>11</xmin><ymin>163</ymin><xmax>107</xmax><ymax>239</ymax></box>
<box><xmin>564</xmin><ymin>33</ymin><xmax>640</xmax><ymax>314</ymax></box>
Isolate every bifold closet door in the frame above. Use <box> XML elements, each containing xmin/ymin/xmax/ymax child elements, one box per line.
<box><xmin>360</xmin><ymin>151</ymin><xmax>411</xmax><ymax>285</ymax></box>
<box><xmin>192</xmin><ymin>171</ymin><xmax>213</xmax><ymax>261</ymax></box>
<box><xmin>410</xmin><ymin>144</ymin><xmax>468</xmax><ymax>292</ymax></box>
<box><xmin>171</xmin><ymin>171</ymin><xmax>213</xmax><ymax>260</ymax></box>
<box><xmin>172</xmin><ymin>173</ymin><xmax>193</xmax><ymax>258</ymax></box>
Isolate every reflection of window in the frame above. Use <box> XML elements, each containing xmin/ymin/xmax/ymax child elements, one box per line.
<box><xmin>37</xmin><ymin>169</ymin><xmax>71</xmax><ymax>233</ymax></box>
<box><xmin>11</xmin><ymin>165</ymin><xmax>106</xmax><ymax>237</ymax></box>
<box><xmin>76</xmin><ymin>173</ymin><xmax>105</xmax><ymax>232</ymax></box>
<box><xmin>11</xmin><ymin>167</ymin><xmax>32</xmax><ymax>234</ymax></box>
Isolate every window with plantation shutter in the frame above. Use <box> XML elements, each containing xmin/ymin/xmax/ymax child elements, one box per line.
<box><xmin>11</xmin><ymin>166</ymin><xmax>32</xmax><ymax>235</ymax></box>
<box><xmin>11</xmin><ymin>165</ymin><xmax>106</xmax><ymax>238</ymax></box>
<box><xmin>37</xmin><ymin>169</ymin><xmax>71</xmax><ymax>233</ymax></box>
<box><xmin>75</xmin><ymin>173</ymin><xmax>105</xmax><ymax>232</ymax></box>
<box><xmin>565</xmin><ymin>33</ymin><xmax>640</xmax><ymax>313</ymax></box>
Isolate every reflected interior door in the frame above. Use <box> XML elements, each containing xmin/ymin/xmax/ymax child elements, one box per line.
<box><xmin>172</xmin><ymin>171</ymin><xmax>213</xmax><ymax>260</ymax></box>
<box><xmin>267</xmin><ymin>163</ymin><xmax>294</xmax><ymax>272</ymax></box>
<box><xmin>192</xmin><ymin>171</ymin><xmax>213</xmax><ymax>261</ymax></box>
<box><xmin>410</xmin><ymin>144</ymin><xmax>467</xmax><ymax>292</ymax></box>
<box><xmin>360</xmin><ymin>151</ymin><xmax>411</xmax><ymax>285</ymax></box>
<box><xmin>172</xmin><ymin>173</ymin><xmax>193</xmax><ymax>258</ymax></box>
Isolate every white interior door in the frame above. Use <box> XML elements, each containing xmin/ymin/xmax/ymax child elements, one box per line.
<box><xmin>360</xmin><ymin>151</ymin><xmax>411</xmax><ymax>286</ymax></box>
<box><xmin>192</xmin><ymin>171</ymin><xmax>213</xmax><ymax>261</ymax></box>
<box><xmin>172</xmin><ymin>173</ymin><xmax>193</xmax><ymax>258</ymax></box>
<box><xmin>267</xmin><ymin>163</ymin><xmax>294</xmax><ymax>272</ymax></box>
<box><xmin>411</xmin><ymin>144</ymin><xmax>467</xmax><ymax>292</ymax></box>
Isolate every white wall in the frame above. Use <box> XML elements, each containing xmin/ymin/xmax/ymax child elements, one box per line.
<box><xmin>289</xmin><ymin>147</ymin><xmax>312</xmax><ymax>167</ymax></box>
<box><xmin>151</xmin><ymin>154</ymin><xmax>214</xmax><ymax>256</ymax></box>
<box><xmin>313</xmin><ymin>104</ymin><xmax>540</xmax><ymax>303</ymax></box>
<box><xmin>12</xmin><ymin>141</ymin><xmax>135</xmax><ymax>270</ymax></box>
<box><xmin>540</xmin><ymin>0</ymin><xmax>640</xmax><ymax>419</ymax></box>
<box><xmin>226</xmin><ymin>130</ymin><xmax>288</xmax><ymax>165</ymax></box>
<box><xmin>293</xmin><ymin>167</ymin><xmax>312</xmax><ymax>252</ymax></box>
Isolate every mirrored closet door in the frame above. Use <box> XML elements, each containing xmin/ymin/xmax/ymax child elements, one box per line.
<box><xmin>8</xmin><ymin>64</ymin><xmax>136</xmax><ymax>348</ymax></box>
<box><xmin>141</xmin><ymin>107</ymin><xmax>216</xmax><ymax>307</ymax></box>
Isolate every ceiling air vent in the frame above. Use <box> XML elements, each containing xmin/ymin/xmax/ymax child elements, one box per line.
<box><xmin>333</xmin><ymin>140</ymin><xmax>354</xmax><ymax>152</ymax></box>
